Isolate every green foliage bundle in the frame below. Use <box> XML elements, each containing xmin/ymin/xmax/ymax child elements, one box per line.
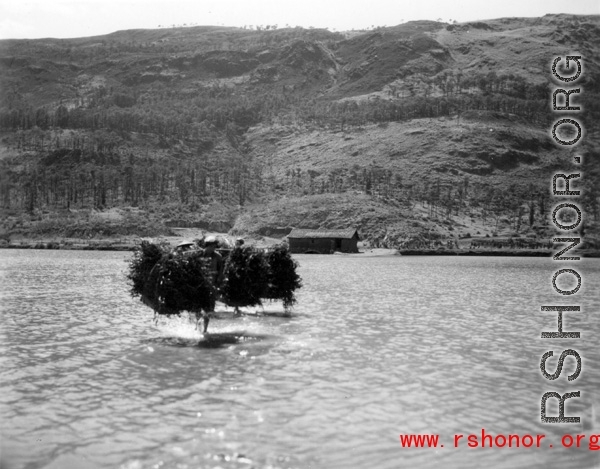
<box><xmin>220</xmin><ymin>246</ymin><xmax>270</xmax><ymax>308</ymax></box>
<box><xmin>264</xmin><ymin>245</ymin><xmax>302</xmax><ymax>309</ymax></box>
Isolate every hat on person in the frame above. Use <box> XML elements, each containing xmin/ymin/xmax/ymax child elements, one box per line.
<box><xmin>204</xmin><ymin>235</ymin><xmax>218</xmax><ymax>246</ymax></box>
<box><xmin>176</xmin><ymin>241</ymin><xmax>195</xmax><ymax>251</ymax></box>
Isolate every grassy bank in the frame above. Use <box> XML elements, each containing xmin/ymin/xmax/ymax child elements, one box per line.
<box><xmin>0</xmin><ymin>238</ymin><xmax>138</xmax><ymax>251</ymax></box>
<box><xmin>398</xmin><ymin>249</ymin><xmax>600</xmax><ymax>258</ymax></box>
<box><xmin>4</xmin><ymin>239</ymin><xmax>598</xmax><ymax>258</ymax></box>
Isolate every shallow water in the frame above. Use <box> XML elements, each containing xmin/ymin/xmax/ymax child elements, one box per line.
<box><xmin>1</xmin><ymin>250</ymin><xmax>600</xmax><ymax>469</ymax></box>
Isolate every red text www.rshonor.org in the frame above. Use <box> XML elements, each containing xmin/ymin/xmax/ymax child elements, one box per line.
<box><xmin>399</xmin><ymin>430</ymin><xmax>600</xmax><ymax>450</ymax></box>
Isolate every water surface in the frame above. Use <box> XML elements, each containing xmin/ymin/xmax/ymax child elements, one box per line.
<box><xmin>1</xmin><ymin>250</ymin><xmax>600</xmax><ymax>469</ymax></box>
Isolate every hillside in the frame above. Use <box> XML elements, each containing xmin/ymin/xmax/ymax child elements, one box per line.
<box><xmin>0</xmin><ymin>14</ymin><xmax>599</xmax><ymax>251</ymax></box>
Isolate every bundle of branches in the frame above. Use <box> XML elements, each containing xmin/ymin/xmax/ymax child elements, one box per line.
<box><xmin>152</xmin><ymin>251</ymin><xmax>216</xmax><ymax>314</ymax></box>
<box><xmin>220</xmin><ymin>246</ymin><xmax>270</xmax><ymax>308</ymax></box>
<box><xmin>127</xmin><ymin>240</ymin><xmax>168</xmax><ymax>298</ymax></box>
<box><xmin>128</xmin><ymin>242</ymin><xmax>216</xmax><ymax>316</ymax></box>
<box><xmin>264</xmin><ymin>245</ymin><xmax>302</xmax><ymax>309</ymax></box>
<box><xmin>128</xmin><ymin>241</ymin><xmax>302</xmax><ymax>316</ymax></box>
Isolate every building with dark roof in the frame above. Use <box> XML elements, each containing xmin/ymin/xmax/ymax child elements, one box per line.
<box><xmin>287</xmin><ymin>228</ymin><xmax>360</xmax><ymax>254</ymax></box>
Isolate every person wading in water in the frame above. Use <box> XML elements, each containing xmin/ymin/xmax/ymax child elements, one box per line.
<box><xmin>200</xmin><ymin>236</ymin><xmax>224</xmax><ymax>333</ymax></box>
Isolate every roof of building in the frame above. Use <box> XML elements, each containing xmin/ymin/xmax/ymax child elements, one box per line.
<box><xmin>287</xmin><ymin>228</ymin><xmax>360</xmax><ymax>240</ymax></box>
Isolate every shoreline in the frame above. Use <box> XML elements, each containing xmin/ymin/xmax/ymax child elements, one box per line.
<box><xmin>398</xmin><ymin>249</ymin><xmax>600</xmax><ymax>258</ymax></box>
<box><xmin>2</xmin><ymin>242</ymin><xmax>598</xmax><ymax>258</ymax></box>
<box><xmin>0</xmin><ymin>240</ymin><xmax>137</xmax><ymax>251</ymax></box>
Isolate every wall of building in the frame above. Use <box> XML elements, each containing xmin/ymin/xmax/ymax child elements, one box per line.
<box><xmin>289</xmin><ymin>237</ymin><xmax>358</xmax><ymax>254</ymax></box>
<box><xmin>341</xmin><ymin>238</ymin><xmax>359</xmax><ymax>253</ymax></box>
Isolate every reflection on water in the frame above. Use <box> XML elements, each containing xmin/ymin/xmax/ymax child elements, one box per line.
<box><xmin>143</xmin><ymin>331</ymin><xmax>276</xmax><ymax>349</ymax></box>
<box><xmin>1</xmin><ymin>250</ymin><xmax>600</xmax><ymax>469</ymax></box>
